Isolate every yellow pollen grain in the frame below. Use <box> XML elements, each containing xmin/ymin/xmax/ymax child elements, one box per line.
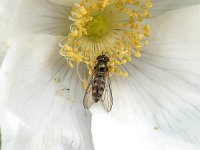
<box><xmin>122</xmin><ymin>72</ymin><xmax>129</xmax><ymax>77</ymax></box>
<box><xmin>80</xmin><ymin>6</ymin><xmax>87</xmax><ymax>15</ymax></box>
<box><xmin>135</xmin><ymin>51</ymin><xmax>141</xmax><ymax>58</ymax></box>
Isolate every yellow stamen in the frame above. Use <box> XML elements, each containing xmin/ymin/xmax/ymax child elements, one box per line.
<box><xmin>59</xmin><ymin>0</ymin><xmax>152</xmax><ymax>77</ymax></box>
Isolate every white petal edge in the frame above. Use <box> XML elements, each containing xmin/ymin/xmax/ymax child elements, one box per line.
<box><xmin>91</xmin><ymin>5</ymin><xmax>200</xmax><ymax>150</ymax></box>
<box><xmin>0</xmin><ymin>34</ymin><xmax>94</xmax><ymax>150</ymax></box>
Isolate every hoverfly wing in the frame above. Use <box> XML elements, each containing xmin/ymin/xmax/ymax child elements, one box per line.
<box><xmin>101</xmin><ymin>77</ymin><xmax>113</xmax><ymax>112</ymax></box>
<box><xmin>83</xmin><ymin>76</ymin><xmax>95</xmax><ymax>109</ymax></box>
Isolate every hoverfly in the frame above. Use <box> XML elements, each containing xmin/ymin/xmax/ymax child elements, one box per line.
<box><xmin>83</xmin><ymin>54</ymin><xmax>113</xmax><ymax>112</ymax></box>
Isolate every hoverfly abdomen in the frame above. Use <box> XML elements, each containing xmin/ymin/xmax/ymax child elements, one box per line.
<box><xmin>92</xmin><ymin>76</ymin><xmax>106</xmax><ymax>102</ymax></box>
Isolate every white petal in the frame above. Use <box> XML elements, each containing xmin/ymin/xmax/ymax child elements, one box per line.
<box><xmin>48</xmin><ymin>0</ymin><xmax>80</xmax><ymax>7</ymax></box>
<box><xmin>0</xmin><ymin>34</ymin><xmax>94</xmax><ymax>150</ymax></box>
<box><xmin>0</xmin><ymin>0</ymin><xmax>21</xmax><ymax>20</ymax></box>
<box><xmin>12</xmin><ymin>0</ymin><xmax>72</xmax><ymax>36</ymax></box>
<box><xmin>0</xmin><ymin>0</ymin><xmax>20</xmax><ymax>117</ymax></box>
<box><xmin>151</xmin><ymin>0</ymin><xmax>200</xmax><ymax>17</ymax></box>
<box><xmin>92</xmin><ymin>114</ymin><xmax>196</xmax><ymax>150</ymax></box>
<box><xmin>92</xmin><ymin>5</ymin><xmax>200</xmax><ymax>150</ymax></box>
<box><xmin>0</xmin><ymin>67</ymin><xmax>9</xmax><ymax>126</ymax></box>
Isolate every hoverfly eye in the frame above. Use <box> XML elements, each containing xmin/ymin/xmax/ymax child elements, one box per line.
<box><xmin>97</xmin><ymin>55</ymin><xmax>102</xmax><ymax>60</ymax></box>
<box><xmin>105</xmin><ymin>57</ymin><xmax>109</xmax><ymax>62</ymax></box>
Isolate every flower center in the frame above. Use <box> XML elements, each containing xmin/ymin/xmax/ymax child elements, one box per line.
<box><xmin>86</xmin><ymin>15</ymin><xmax>109</xmax><ymax>41</ymax></box>
<box><xmin>59</xmin><ymin>0</ymin><xmax>153</xmax><ymax>77</ymax></box>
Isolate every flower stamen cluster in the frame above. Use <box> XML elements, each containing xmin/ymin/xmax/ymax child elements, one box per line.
<box><xmin>60</xmin><ymin>0</ymin><xmax>152</xmax><ymax>76</ymax></box>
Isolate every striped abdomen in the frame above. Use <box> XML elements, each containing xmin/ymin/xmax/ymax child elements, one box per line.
<box><xmin>92</xmin><ymin>76</ymin><xmax>105</xmax><ymax>102</ymax></box>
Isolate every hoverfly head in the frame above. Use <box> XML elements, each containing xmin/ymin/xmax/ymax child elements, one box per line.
<box><xmin>97</xmin><ymin>54</ymin><xmax>110</xmax><ymax>63</ymax></box>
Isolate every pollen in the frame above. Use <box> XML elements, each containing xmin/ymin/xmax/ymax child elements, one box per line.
<box><xmin>59</xmin><ymin>0</ymin><xmax>152</xmax><ymax>76</ymax></box>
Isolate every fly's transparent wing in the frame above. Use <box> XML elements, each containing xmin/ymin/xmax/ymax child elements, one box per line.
<box><xmin>101</xmin><ymin>77</ymin><xmax>113</xmax><ymax>112</ymax></box>
<box><xmin>83</xmin><ymin>76</ymin><xmax>94</xmax><ymax>109</ymax></box>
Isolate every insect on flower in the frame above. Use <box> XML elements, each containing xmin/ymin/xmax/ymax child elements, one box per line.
<box><xmin>83</xmin><ymin>54</ymin><xmax>113</xmax><ymax>112</ymax></box>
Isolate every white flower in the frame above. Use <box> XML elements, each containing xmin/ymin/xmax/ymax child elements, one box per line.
<box><xmin>1</xmin><ymin>0</ymin><xmax>200</xmax><ymax>150</ymax></box>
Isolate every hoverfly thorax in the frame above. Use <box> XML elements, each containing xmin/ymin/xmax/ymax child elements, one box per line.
<box><xmin>95</xmin><ymin>55</ymin><xmax>109</xmax><ymax>77</ymax></box>
<box><xmin>95</xmin><ymin>62</ymin><xmax>106</xmax><ymax>76</ymax></box>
